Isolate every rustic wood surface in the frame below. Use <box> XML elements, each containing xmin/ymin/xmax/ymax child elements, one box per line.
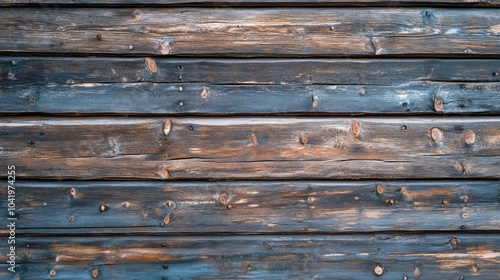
<box><xmin>3</xmin><ymin>58</ymin><xmax>499</xmax><ymax>115</ymax></box>
<box><xmin>0</xmin><ymin>180</ymin><xmax>498</xmax><ymax>235</ymax></box>
<box><xmin>3</xmin><ymin>82</ymin><xmax>499</xmax><ymax>115</ymax></box>
<box><xmin>0</xmin><ymin>117</ymin><xmax>498</xmax><ymax>179</ymax></box>
<box><xmin>2</xmin><ymin>0</ymin><xmax>499</xmax><ymax>6</ymax></box>
<box><xmin>1</xmin><ymin>234</ymin><xmax>499</xmax><ymax>279</ymax></box>
<box><xmin>4</xmin><ymin>58</ymin><xmax>500</xmax><ymax>85</ymax></box>
<box><xmin>1</xmin><ymin>8</ymin><xmax>500</xmax><ymax>56</ymax></box>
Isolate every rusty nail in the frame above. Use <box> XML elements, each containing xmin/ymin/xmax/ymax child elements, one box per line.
<box><xmin>307</xmin><ymin>197</ymin><xmax>315</xmax><ymax>204</ymax></box>
<box><xmin>300</xmin><ymin>134</ymin><xmax>308</xmax><ymax>145</ymax></box>
<box><xmin>178</xmin><ymin>75</ymin><xmax>183</xmax><ymax>80</ymax></box>
<box><xmin>462</xmin><ymin>195</ymin><xmax>469</xmax><ymax>202</ymax></box>
<box><xmin>493</xmin><ymin>71</ymin><xmax>499</xmax><ymax>77</ymax></box>
<box><xmin>99</xmin><ymin>205</ymin><xmax>107</xmax><ymax>212</ymax></box>
<box><xmin>227</xmin><ymin>204</ymin><xmax>233</xmax><ymax>210</ymax></box>
<box><xmin>11</xmin><ymin>60</ymin><xmax>16</xmax><ymax>66</ymax></box>
<box><xmin>434</xmin><ymin>97</ymin><xmax>444</xmax><ymax>112</ymax></box>
<box><xmin>69</xmin><ymin>215</ymin><xmax>75</xmax><ymax>222</ymax></box>
<box><xmin>128</xmin><ymin>45</ymin><xmax>134</xmax><ymax>50</ymax></box>
<box><xmin>179</xmin><ymin>86</ymin><xmax>183</xmax><ymax>92</ymax></box>
<box><xmin>376</xmin><ymin>184</ymin><xmax>384</xmax><ymax>195</ymax></box>
<box><xmin>162</xmin><ymin>264</ymin><xmax>168</xmax><ymax>269</ymax></box>
<box><xmin>69</xmin><ymin>188</ymin><xmax>76</xmax><ymax>196</ymax></box>
<box><xmin>431</xmin><ymin>128</ymin><xmax>443</xmax><ymax>142</ymax></box>
<box><xmin>330</xmin><ymin>25</ymin><xmax>335</xmax><ymax>31</ymax></box>
<box><xmin>312</xmin><ymin>96</ymin><xmax>318</xmax><ymax>108</ymax></box>
<box><xmin>145</xmin><ymin>57</ymin><xmax>157</xmax><ymax>74</ymax></box>
<box><xmin>92</xmin><ymin>268</ymin><xmax>99</xmax><ymax>278</ymax></box>
<box><xmin>451</xmin><ymin>237</ymin><xmax>458</xmax><ymax>249</ymax></box>
<box><xmin>179</xmin><ymin>101</ymin><xmax>184</xmax><ymax>107</ymax></box>
<box><xmin>250</xmin><ymin>133</ymin><xmax>257</xmax><ymax>144</ymax></box>
<box><xmin>374</xmin><ymin>264</ymin><xmax>384</xmax><ymax>276</ymax></box>
<box><xmin>442</xmin><ymin>200</ymin><xmax>449</xmax><ymax>206</ymax></box>
<box><xmin>401</xmin><ymin>125</ymin><xmax>407</xmax><ymax>130</ymax></box>
<box><xmin>162</xmin><ymin>243</ymin><xmax>166</xmax><ymax>247</ymax></box>
<box><xmin>163</xmin><ymin>120</ymin><xmax>172</xmax><ymax>136</ymax></box>
<box><xmin>163</xmin><ymin>216</ymin><xmax>170</xmax><ymax>225</ymax></box>
<box><xmin>400</xmin><ymin>187</ymin><xmax>408</xmax><ymax>196</ymax></box>
<box><xmin>461</xmin><ymin>213</ymin><xmax>469</xmax><ymax>219</ymax></box>
<box><xmin>201</xmin><ymin>88</ymin><xmax>209</xmax><ymax>99</ymax></box>
<box><xmin>66</xmin><ymin>78</ymin><xmax>74</xmax><ymax>85</ymax></box>
<box><xmin>459</xmin><ymin>276</ymin><xmax>464</xmax><ymax>280</ymax></box>
<box><xmin>464</xmin><ymin>130</ymin><xmax>476</xmax><ymax>145</ymax></box>
<box><xmin>161</xmin><ymin>169</ymin><xmax>171</xmax><ymax>179</ymax></box>
<box><xmin>166</xmin><ymin>201</ymin><xmax>173</xmax><ymax>207</ymax></box>
<box><xmin>219</xmin><ymin>193</ymin><xmax>229</xmax><ymax>205</ymax></box>
<box><xmin>96</xmin><ymin>34</ymin><xmax>102</xmax><ymax>41</ymax></box>
<box><xmin>464</xmin><ymin>48</ymin><xmax>472</xmax><ymax>53</ymax></box>
<box><xmin>352</xmin><ymin>121</ymin><xmax>361</xmax><ymax>137</ymax></box>
<box><xmin>387</xmin><ymin>199</ymin><xmax>395</xmax><ymax>206</ymax></box>
<box><xmin>50</xmin><ymin>269</ymin><xmax>57</xmax><ymax>276</ymax></box>
<box><xmin>123</xmin><ymin>202</ymin><xmax>130</xmax><ymax>208</ymax></box>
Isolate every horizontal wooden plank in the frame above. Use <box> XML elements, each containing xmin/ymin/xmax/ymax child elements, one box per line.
<box><xmin>2</xmin><ymin>82</ymin><xmax>499</xmax><ymax>115</ymax></box>
<box><xmin>2</xmin><ymin>0</ymin><xmax>499</xmax><ymax>7</ymax></box>
<box><xmin>3</xmin><ymin>58</ymin><xmax>500</xmax><ymax>85</ymax></box>
<box><xmin>2</xmin><ymin>58</ymin><xmax>499</xmax><ymax>115</ymax></box>
<box><xmin>1</xmin><ymin>8</ymin><xmax>499</xmax><ymax>56</ymax></box>
<box><xmin>1</xmin><ymin>234</ymin><xmax>499</xmax><ymax>279</ymax></box>
<box><xmin>1</xmin><ymin>180</ymin><xmax>498</xmax><ymax>234</ymax></box>
<box><xmin>0</xmin><ymin>117</ymin><xmax>498</xmax><ymax>179</ymax></box>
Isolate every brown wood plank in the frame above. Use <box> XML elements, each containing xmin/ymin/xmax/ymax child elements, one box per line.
<box><xmin>2</xmin><ymin>0</ymin><xmax>499</xmax><ymax>6</ymax></box>
<box><xmin>1</xmin><ymin>180</ymin><xmax>498</xmax><ymax>235</ymax></box>
<box><xmin>0</xmin><ymin>117</ymin><xmax>498</xmax><ymax>179</ymax></box>
<box><xmin>1</xmin><ymin>234</ymin><xmax>499</xmax><ymax>279</ymax></box>
<box><xmin>1</xmin><ymin>8</ymin><xmax>499</xmax><ymax>56</ymax></box>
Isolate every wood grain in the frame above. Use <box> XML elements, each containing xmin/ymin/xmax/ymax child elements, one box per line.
<box><xmin>1</xmin><ymin>180</ymin><xmax>498</xmax><ymax>235</ymax></box>
<box><xmin>4</xmin><ymin>58</ymin><xmax>500</xmax><ymax>85</ymax></box>
<box><xmin>1</xmin><ymin>0</ymin><xmax>499</xmax><ymax>6</ymax></box>
<box><xmin>1</xmin><ymin>8</ymin><xmax>499</xmax><ymax>56</ymax></box>
<box><xmin>2</xmin><ymin>82</ymin><xmax>498</xmax><ymax>115</ymax></box>
<box><xmin>1</xmin><ymin>234</ymin><xmax>499</xmax><ymax>279</ymax></box>
<box><xmin>0</xmin><ymin>117</ymin><xmax>498</xmax><ymax>179</ymax></box>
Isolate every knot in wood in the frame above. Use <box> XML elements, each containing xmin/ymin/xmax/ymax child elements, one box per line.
<box><xmin>145</xmin><ymin>57</ymin><xmax>157</xmax><ymax>74</ymax></box>
<box><xmin>434</xmin><ymin>97</ymin><xmax>444</xmax><ymax>112</ymax></box>
<box><xmin>352</xmin><ymin>121</ymin><xmax>361</xmax><ymax>137</ymax></box>
<box><xmin>163</xmin><ymin>120</ymin><xmax>172</xmax><ymax>137</ymax></box>
<box><xmin>92</xmin><ymin>268</ymin><xmax>99</xmax><ymax>278</ymax></box>
<box><xmin>464</xmin><ymin>130</ymin><xmax>476</xmax><ymax>145</ymax></box>
<box><xmin>430</xmin><ymin>128</ymin><xmax>443</xmax><ymax>142</ymax></box>
<box><xmin>376</xmin><ymin>184</ymin><xmax>384</xmax><ymax>195</ymax></box>
<box><xmin>374</xmin><ymin>265</ymin><xmax>384</xmax><ymax>276</ymax></box>
<box><xmin>201</xmin><ymin>88</ymin><xmax>209</xmax><ymax>99</ymax></box>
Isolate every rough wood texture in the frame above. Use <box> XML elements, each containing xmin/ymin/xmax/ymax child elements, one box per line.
<box><xmin>0</xmin><ymin>117</ymin><xmax>498</xmax><ymax>180</ymax></box>
<box><xmin>3</xmin><ymin>58</ymin><xmax>499</xmax><ymax>115</ymax></box>
<box><xmin>2</xmin><ymin>82</ymin><xmax>499</xmax><ymax>115</ymax></box>
<box><xmin>1</xmin><ymin>180</ymin><xmax>498</xmax><ymax>235</ymax></box>
<box><xmin>4</xmin><ymin>58</ymin><xmax>500</xmax><ymax>85</ymax></box>
<box><xmin>2</xmin><ymin>0</ymin><xmax>499</xmax><ymax>6</ymax></box>
<box><xmin>1</xmin><ymin>8</ymin><xmax>499</xmax><ymax>56</ymax></box>
<box><xmin>1</xmin><ymin>234</ymin><xmax>499</xmax><ymax>279</ymax></box>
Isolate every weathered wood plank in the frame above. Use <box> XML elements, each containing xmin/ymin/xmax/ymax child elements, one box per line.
<box><xmin>1</xmin><ymin>234</ymin><xmax>499</xmax><ymax>279</ymax></box>
<box><xmin>0</xmin><ymin>117</ymin><xmax>498</xmax><ymax>179</ymax></box>
<box><xmin>2</xmin><ymin>82</ymin><xmax>499</xmax><ymax>115</ymax></box>
<box><xmin>2</xmin><ymin>0</ymin><xmax>499</xmax><ymax>6</ymax></box>
<box><xmin>4</xmin><ymin>58</ymin><xmax>500</xmax><ymax>85</ymax></box>
<box><xmin>1</xmin><ymin>181</ymin><xmax>498</xmax><ymax>234</ymax></box>
<box><xmin>1</xmin><ymin>8</ymin><xmax>499</xmax><ymax>56</ymax></box>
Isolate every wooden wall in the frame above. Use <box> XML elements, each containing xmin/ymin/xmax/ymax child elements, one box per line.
<box><xmin>0</xmin><ymin>0</ymin><xmax>499</xmax><ymax>279</ymax></box>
